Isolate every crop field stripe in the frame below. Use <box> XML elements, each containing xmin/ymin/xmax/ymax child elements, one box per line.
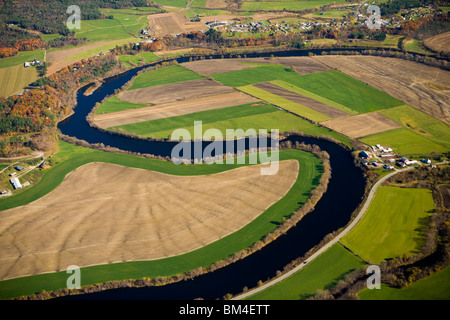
<box><xmin>126</xmin><ymin>64</ymin><xmax>204</xmax><ymax>90</ymax></box>
<box><xmin>270</xmin><ymin>80</ymin><xmax>358</xmax><ymax>115</ymax></box>
<box><xmin>245</xmin><ymin>243</ymin><xmax>365</xmax><ymax>300</ymax></box>
<box><xmin>237</xmin><ymin>85</ymin><xmax>331</xmax><ymax>123</ymax></box>
<box><xmin>359</xmin><ymin>127</ymin><xmax>448</xmax><ymax>155</ymax></box>
<box><xmin>110</xmin><ymin>103</ymin><xmax>278</xmax><ymax>136</ymax></box>
<box><xmin>340</xmin><ymin>186</ymin><xmax>435</xmax><ymax>264</ymax></box>
<box><xmin>284</xmin><ymin>70</ymin><xmax>405</xmax><ymax>114</ymax></box>
<box><xmin>94</xmin><ymin>96</ymin><xmax>148</xmax><ymax>114</ymax></box>
<box><xmin>379</xmin><ymin>105</ymin><xmax>450</xmax><ymax>151</ymax></box>
<box><xmin>0</xmin><ymin>65</ymin><xmax>39</xmax><ymax>97</ymax></box>
<box><xmin>0</xmin><ymin>143</ymin><xmax>322</xmax><ymax>299</ymax></box>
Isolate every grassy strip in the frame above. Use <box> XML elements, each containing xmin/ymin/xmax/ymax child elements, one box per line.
<box><xmin>240</xmin><ymin>0</ymin><xmax>346</xmax><ymax>11</ymax></box>
<box><xmin>358</xmin><ymin>266</ymin><xmax>450</xmax><ymax>300</ymax></box>
<box><xmin>111</xmin><ymin>103</ymin><xmax>352</xmax><ymax>146</ymax></box>
<box><xmin>0</xmin><ymin>49</ymin><xmax>45</xmax><ymax>69</ymax></box>
<box><xmin>0</xmin><ymin>141</ymin><xmax>322</xmax><ymax>299</ymax></box>
<box><xmin>246</xmin><ymin>244</ymin><xmax>365</xmax><ymax>300</ymax></box>
<box><xmin>238</xmin><ymin>85</ymin><xmax>331</xmax><ymax>123</ymax></box>
<box><xmin>127</xmin><ymin>64</ymin><xmax>204</xmax><ymax>90</ymax></box>
<box><xmin>379</xmin><ymin>105</ymin><xmax>450</xmax><ymax>151</ymax></box>
<box><xmin>95</xmin><ymin>96</ymin><xmax>148</xmax><ymax>114</ymax></box>
<box><xmin>270</xmin><ymin>80</ymin><xmax>358</xmax><ymax>116</ymax></box>
<box><xmin>340</xmin><ymin>186</ymin><xmax>435</xmax><ymax>264</ymax></box>
<box><xmin>359</xmin><ymin>127</ymin><xmax>448</xmax><ymax>156</ymax></box>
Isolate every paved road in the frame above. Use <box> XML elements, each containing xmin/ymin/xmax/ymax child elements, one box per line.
<box><xmin>233</xmin><ymin>161</ymin><xmax>447</xmax><ymax>300</ymax></box>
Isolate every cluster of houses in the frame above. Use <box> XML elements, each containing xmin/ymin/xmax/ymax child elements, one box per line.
<box><xmin>24</xmin><ymin>58</ymin><xmax>42</xmax><ymax>68</ymax></box>
<box><xmin>359</xmin><ymin>144</ymin><xmax>436</xmax><ymax>171</ymax></box>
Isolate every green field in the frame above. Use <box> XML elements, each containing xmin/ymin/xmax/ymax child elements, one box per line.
<box><xmin>0</xmin><ymin>141</ymin><xmax>323</xmax><ymax>299</ymax></box>
<box><xmin>94</xmin><ymin>96</ymin><xmax>148</xmax><ymax>114</ymax></box>
<box><xmin>0</xmin><ymin>64</ymin><xmax>38</xmax><ymax>97</ymax></box>
<box><xmin>238</xmin><ymin>85</ymin><xmax>331</xmax><ymax>122</ymax></box>
<box><xmin>118</xmin><ymin>51</ymin><xmax>160</xmax><ymax>67</ymax></box>
<box><xmin>240</xmin><ymin>0</ymin><xmax>347</xmax><ymax>11</ymax></box>
<box><xmin>360</xmin><ymin>127</ymin><xmax>449</xmax><ymax>156</ymax></box>
<box><xmin>359</xmin><ymin>266</ymin><xmax>450</xmax><ymax>300</ymax></box>
<box><xmin>110</xmin><ymin>102</ymin><xmax>352</xmax><ymax>145</ymax></box>
<box><xmin>340</xmin><ymin>186</ymin><xmax>435</xmax><ymax>264</ymax></box>
<box><xmin>152</xmin><ymin>0</ymin><xmax>188</xmax><ymax>7</ymax></box>
<box><xmin>269</xmin><ymin>80</ymin><xmax>357</xmax><ymax>115</ymax></box>
<box><xmin>0</xmin><ymin>49</ymin><xmax>45</xmax><ymax>69</ymax></box>
<box><xmin>212</xmin><ymin>67</ymin><xmax>403</xmax><ymax>114</ymax></box>
<box><xmin>246</xmin><ymin>244</ymin><xmax>365</xmax><ymax>300</ymax></box>
<box><xmin>379</xmin><ymin>105</ymin><xmax>450</xmax><ymax>151</ymax></box>
<box><xmin>404</xmin><ymin>38</ymin><xmax>433</xmax><ymax>55</ymax></box>
<box><xmin>127</xmin><ymin>64</ymin><xmax>204</xmax><ymax>90</ymax></box>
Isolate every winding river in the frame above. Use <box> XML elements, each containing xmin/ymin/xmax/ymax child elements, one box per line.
<box><xmin>57</xmin><ymin>51</ymin><xmax>367</xmax><ymax>300</ymax></box>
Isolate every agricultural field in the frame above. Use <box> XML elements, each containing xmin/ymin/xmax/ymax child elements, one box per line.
<box><xmin>118</xmin><ymin>51</ymin><xmax>160</xmax><ymax>67</ymax></box>
<box><xmin>246</xmin><ymin>244</ymin><xmax>365</xmax><ymax>300</ymax></box>
<box><xmin>0</xmin><ymin>64</ymin><xmax>39</xmax><ymax>97</ymax></box>
<box><xmin>404</xmin><ymin>38</ymin><xmax>433</xmax><ymax>55</ymax></box>
<box><xmin>312</xmin><ymin>56</ymin><xmax>450</xmax><ymax>125</ymax></box>
<box><xmin>0</xmin><ymin>142</ymin><xmax>322</xmax><ymax>299</ymax></box>
<box><xmin>340</xmin><ymin>186</ymin><xmax>435</xmax><ymax>264</ymax></box>
<box><xmin>359</xmin><ymin>266</ymin><xmax>450</xmax><ymax>300</ymax></box>
<box><xmin>147</xmin><ymin>11</ymin><xmax>208</xmax><ymax>37</ymax></box>
<box><xmin>94</xmin><ymin>92</ymin><xmax>258</xmax><ymax>129</ymax></box>
<box><xmin>239</xmin><ymin>0</ymin><xmax>347</xmax><ymax>12</ymax></box>
<box><xmin>0</xmin><ymin>160</ymin><xmax>298</xmax><ymax>280</ymax></box>
<box><xmin>126</xmin><ymin>64</ymin><xmax>204</xmax><ymax>90</ymax></box>
<box><xmin>360</xmin><ymin>128</ymin><xmax>449</xmax><ymax>156</ymax></box>
<box><xmin>94</xmin><ymin>96</ymin><xmax>148</xmax><ymax>115</ymax></box>
<box><xmin>423</xmin><ymin>31</ymin><xmax>450</xmax><ymax>55</ymax></box>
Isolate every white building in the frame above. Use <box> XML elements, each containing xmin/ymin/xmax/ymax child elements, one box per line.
<box><xmin>10</xmin><ymin>177</ymin><xmax>22</xmax><ymax>189</ymax></box>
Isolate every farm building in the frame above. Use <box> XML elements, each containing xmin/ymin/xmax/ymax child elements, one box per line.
<box><xmin>10</xmin><ymin>177</ymin><xmax>22</xmax><ymax>189</ymax></box>
<box><xmin>359</xmin><ymin>151</ymin><xmax>370</xmax><ymax>158</ymax></box>
<box><xmin>16</xmin><ymin>165</ymin><xmax>24</xmax><ymax>171</ymax></box>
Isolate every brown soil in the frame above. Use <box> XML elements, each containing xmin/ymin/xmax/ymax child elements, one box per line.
<box><xmin>182</xmin><ymin>58</ymin><xmax>258</xmax><ymax>75</ymax></box>
<box><xmin>321</xmin><ymin>112</ymin><xmax>402</xmax><ymax>139</ymax></box>
<box><xmin>118</xmin><ymin>78</ymin><xmax>237</xmax><ymax>104</ymax></box>
<box><xmin>46</xmin><ymin>40</ymin><xmax>116</xmax><ymax>75</ymax></box>
<box><xmin>148</xmin><ymin>12</ymin><xmax>208</xmax><ymax>37</ymax></box>
<box><xmin>0</xmin><ymin>160</ymin><xmax>298</xmax><ymax>280</ymax></box>
<box><xmin>93</xmin><ymin>92</ymin><xmax>259</xmax><ymax>128</ymax></box>
<box><xmin>424</xmin><ymin>32</ymin><xmax>450</xmax><ymax>55</ymax></box>
<box><xmin>205</xmin><ymin>0</ymin><xmax>227</xmax><ymax>9</ymax></box>
<box><xmin>313</xmin><ymin>56</ymin><xmax>450</xmax><ymax>125</ymax></box>
<box><xmin>254</xmin><ymin>82</ymin><xmax>347</xmax><ymax>118</ymax></box>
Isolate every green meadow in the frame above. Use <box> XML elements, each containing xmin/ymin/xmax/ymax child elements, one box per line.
<box><xmin>127</xmin><ymin>64</ymin><xmax>204</xmax><ymax>90</ymax></box>
<box><xmin>246</xmin><ymin>244</ymin><xmax>365</xmax><ymax>300</ymax></box>
<box><xmin>340</xmin><ymin>186</ymin><xmax>435</xmax><ymax>263</ymax></box>
<box><xmin>359</xmin><ymin>266</ymin><xmax>450</xmax><ymax>300</ymax></box>
<box><xmin>94</xmin><ymin>96</ymin><xmax>148</xmax><ymax>114</ymax></box>
<box><xmin>360</xmin><ymin>127</ymin><xmax>448</xmax><ymax>156</ymax></box>
<box><xmin>379</xmin><ymin>105</ymin><xmax>450</xmax><ymax>151</ymax></box>
<box><xmin>212</xmin><ymin>67</ymin><xmax>403</xmax><ymax>114</ymax></box>
<box><xmin>0</xmin><ymin>142</ymin><xmax>322</xmax><ymax>299</ymax></box>
<box><xmin>240</xmin><ymin>0</ymin><xmax>347</xmax><ymax>11</ymax></box>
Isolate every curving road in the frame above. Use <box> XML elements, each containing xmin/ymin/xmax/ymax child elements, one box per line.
<box><xmin>233</xmin><ymin>161</ymin><xmax>447</xmax><ymax>300</ymax></box>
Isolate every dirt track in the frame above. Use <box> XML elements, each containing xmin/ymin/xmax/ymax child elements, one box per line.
<box><xmin>321</xmin><ymin>112</ymin><xmax>402</xmax><ymax>139</ymax></box>
<box><xmin>0</xmin><ymin>160</ymin><xmax>298</xmax><ymax>280</ymax></box>
<box><xmin>93</xmin><ymin>92</ymin><xmax>259</xmax><ymax>128</ymax></box>
<box><xmin>313</xmin><ymin>56</ymin><xmax>450</xmax><ymax>125</ymax></box>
